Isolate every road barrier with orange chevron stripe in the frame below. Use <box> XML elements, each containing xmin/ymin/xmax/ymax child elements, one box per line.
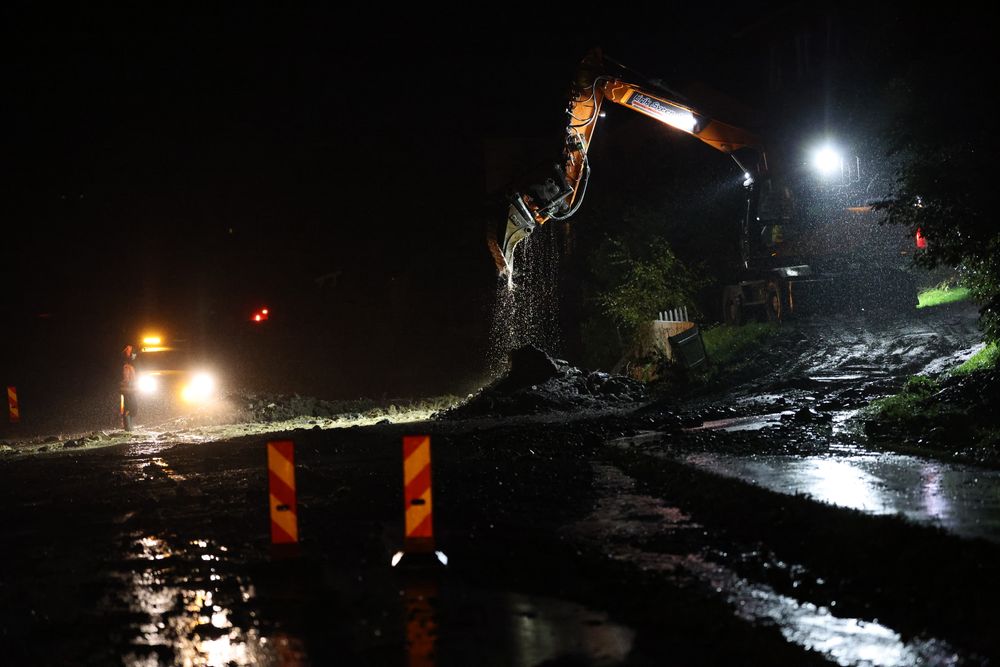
<box><xmin>267</xmin><ymin>440</ymin><xmax>299</xmax><ymax>545</ymax></box>
<box><xmin>402</xmin><ymin>435</ymin><xmax>435</xmax><ymax>553</ymax></box>
<box><xmin>392</xmin><ymin>435</ymin><xmax>448</xmax><ymax>569</ymax></box>
<box><xmin>7</xmin><ymin>386</ymin><xmax>19</xmax><ymax>424</ymax></box>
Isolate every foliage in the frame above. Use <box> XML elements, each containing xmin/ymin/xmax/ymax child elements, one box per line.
<box><xmin>869</xmin><ymin>344</ymin><xmax>999</xmax><ymax>423</ymax></box>
<box><xmin>917</xmin><ymin>286</ymin><xmax>970</xmax><ymax>309</ymax></box>
<box><xmin>868</xmin><ymin>374</ymin><xmax>939</xmax><ymax>422</ymax></box>
<box><xmin>878</xmin><ymin>27</ymin><xmax>1000</xmax><ymax>342</ymax></box>
<box><xmin>952</xmin><ymin>342</ymin><xmax>1000</xmax><ymax>376</ymax></box>
<box><xmin>702</xmin><ymin>323</ymin><xmax>779</xmax><ymax>369</ymax></box>
<box><xmin>594</xmin><ymin>236</ymin><xmax>705</xmax><ymax>342</ymax></box>
<box><xmin>579</xmin><ymin>315</ymin><xmax>623</xmax><ymax>371</ymax></box>
<box><xmin>866</xmin><ymin>349</ymin><xmax>1000</xmax><ymax>462</ymax></box>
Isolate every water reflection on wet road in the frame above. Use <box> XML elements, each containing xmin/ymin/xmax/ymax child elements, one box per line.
<box><xmin>119</xmin><ymin>534</ymin><xmax>307</xmax><ymax>667</ymax></box>
<box><xmin>116</xmin><ymin>533</ymin><xmax>635</xmax><ymax>666</ymax></box>
<box><xmin>577</xmin><ymin>465</ymin><xmax>963</xmax><ymax>667</ymax></box>
<box><xmin>682</xmin><ymin>452</ymin><xmax>1000</xmax><ymax>543</ymax></box>
<box><xmin>400</xmin><ymin>580</ymin><xmax>635</xmax><ymax>667</ymax></box>
<box><xmin>499</xmin><ymin>592</ymin><xmax>635</xmax><ymax>666</ymax></box>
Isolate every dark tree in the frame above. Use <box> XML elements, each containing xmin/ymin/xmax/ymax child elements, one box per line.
<box><xmin>879</xmin><ymin>14</ymin><xmax>1000</xmax><ymax>342</ymax></box>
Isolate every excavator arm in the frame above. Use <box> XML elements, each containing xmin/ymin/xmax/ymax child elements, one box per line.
<box><xmin>491</xmin><ymin>50</ymin><xmax>766</xmax><ymax>280</ymax></box>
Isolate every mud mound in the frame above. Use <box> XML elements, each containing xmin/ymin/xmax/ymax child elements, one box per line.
<box><xmin>866</xmin><ymin>368</ymin><xmax>1000</xmax><ymax>463</ymax></box>
<box><xmin>230</xmin><ymin>392</ymin><xmax>453</xmax><ymax>423</ymax></box>
<box><xmin>234</xmin><ymin>392</ymin><xmax>352</xmax><ymax>422</ymax></box>
<box><xmin>446</xmin><ymin>346</ymin><xmax>646</xmax><ymax>418</ymax></box>
<box><xmin>933</xmin><ymin>368</ymin><xmax>1000</xmax><ymax>410</ymax></box>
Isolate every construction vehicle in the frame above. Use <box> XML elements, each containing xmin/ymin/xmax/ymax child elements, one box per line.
<box><xmin>132</xmin><ymin>334</ymin><xmax>219</xmax><ymax>412</ymax></box>
<box><xmin>489</xmin><ymin>50</ymin><xmax>917</xmax><ymax>323</ymax></box>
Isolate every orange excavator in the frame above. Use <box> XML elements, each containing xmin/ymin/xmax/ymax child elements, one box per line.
<box><xmin>489</xmin><ymin>49</ymin><xmax>767</xmax><ymax>281</ymax></box>
<box><xmin>490</xmin><ymin>50</ymin><xmax>918</xmax><ymax>322</ymax></box>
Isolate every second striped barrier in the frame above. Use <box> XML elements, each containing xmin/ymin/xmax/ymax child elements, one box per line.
<box><xmin>393</xmin><ymin>435</ymin><xmax>447</xmax><ymax>568</ymax></box>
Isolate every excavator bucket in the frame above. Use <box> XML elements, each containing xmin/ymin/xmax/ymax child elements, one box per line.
<box><xmin>488</xmin><ymin>203</ymin><xmax>536</xmax><ymax>281</ymax></box>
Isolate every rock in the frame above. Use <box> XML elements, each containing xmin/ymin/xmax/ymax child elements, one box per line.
<box><xmin>792</xmin><ymin>406</ymin><xmax>832</xmax><ymax>423</ymax></box>
<box><xmin>493</xmin><ymin>346</ymin><xmax>560</xmax><ymax>393</ymax></box>
<box><xmin>586</xmin><ymin>371</ymin><xmax>611</xmax><ymax>393</ymax></box>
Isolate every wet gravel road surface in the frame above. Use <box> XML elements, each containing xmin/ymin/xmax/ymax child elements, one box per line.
<box><xmin>2</xmin><ymin>303</ymin><xmax>997</xmax><ymax>665</ymax></box>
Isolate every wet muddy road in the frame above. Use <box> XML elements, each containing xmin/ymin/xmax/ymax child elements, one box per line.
<box><xmin>2</xmin><ymin>304</ymin><xmax>998</xmax><ymax>665</ymax></box>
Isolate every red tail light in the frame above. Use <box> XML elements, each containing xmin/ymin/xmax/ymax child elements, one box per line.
<box><xmin>915</xmin><ymin>228</ymin><xmax>927</xmax><ymax>249</ymax></box>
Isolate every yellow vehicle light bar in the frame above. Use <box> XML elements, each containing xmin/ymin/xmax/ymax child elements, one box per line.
<box><xmin>142</xmin><ymin>336</ymin><xmax>162</xmax><ymax>346</ymax></box>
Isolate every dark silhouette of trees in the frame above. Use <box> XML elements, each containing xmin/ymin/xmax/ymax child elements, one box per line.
<box><xmin>879</xmin><ymin>14</ymin><xmax>1000</xmax><ymax>343</ymax></box>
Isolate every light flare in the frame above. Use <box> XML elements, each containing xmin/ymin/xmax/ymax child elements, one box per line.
<box><xmin>137</xmin><ymin>374</ymin><xmax>159</xmax><ymax>394</ymax></box>
<box><xmin>181</xmin><ymin>372</ymin><xmax>216</xmax><ymax>403</ymax></box>
<box><xmin>813</xmin><ymin>146</ymin><xmax>843</xmax><ymax>176</ymax></box>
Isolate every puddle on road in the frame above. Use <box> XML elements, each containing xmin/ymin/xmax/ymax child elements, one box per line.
<box><xmin>118</xmin><ymin>535</ymin><xmax>307</xmax><ymax>667</ymax></box>
<box><xmin>830</xmin><ymin>409</ymin><xmax>861</xmax><ymax>435</ymax></box>
<box><xmin>650</xmin><ymin>405</ymin><xmax>1000</xmax><ymax>543</ymax></box>
<box><xmin>575</xmin><ymin>465</ymin><xmax>962</xmax><ymax>667</ymax></box>
<box><xmin>117</xmin><ymin>533</ymin><xmax>632</xmax><ymax>667</ymax></box>
<box><xmin>724</xmin><ymin>575</ymin><xmax>961</xmax><ymax>667</ymax></box>
<box><xmin>687</xmin><ymin>412</ymin><xmax>787</xmax><ymax>432</ymax></box>
<box><xmin>681</xmin><ymin>452</ymin><xmax>1000</xmax><ymax>543</ymax></box>
<box><xmin>683</xmin><ymin>408</ymin><xmax>860</xmax><ymax>434</ymax></box>
<box><xmin>606</xmin><ymin>431</ymin><xmax>664</xmax><ymax>447</ymax></box>
<box><xmin>808</xmin><ymin>373</ymin><xmax>868</xmax><ymax>382</ymax></box>
<box><xmin>500</xmin><ymin>593</ymin><xmax>633</xmax><ymax>666</ymax></box>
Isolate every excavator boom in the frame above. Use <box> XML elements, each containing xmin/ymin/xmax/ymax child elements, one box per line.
<box><xmin>492</xmin><ymin>50</ymin><xmax>765</xmax><ymax>279</ymax></box>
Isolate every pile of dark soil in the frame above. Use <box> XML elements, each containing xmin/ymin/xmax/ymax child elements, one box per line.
<box><xmin>230</xmin><ymin>392</ymin><xmax>442</xmax><ymax>423</ymax></box>
<box><xmin>445</xmin><ymin>346</ymin><xmax>646</xmax><ymax>418</ymax></box>
<box><xmin>933</xmin><ymin>368</ymin><xmax>1000</xmax><ymax>409</ymax></box>
<box><xmin>231</xmin><ymin>392</ymin><xmax>347</xmax><ymax>422</ymax></box>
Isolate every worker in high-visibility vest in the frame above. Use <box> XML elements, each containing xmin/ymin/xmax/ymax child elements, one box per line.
<box><xmin>121</xmin><ymin>344</ymin><xmax>137</xmax><ymax>431</ymax></box>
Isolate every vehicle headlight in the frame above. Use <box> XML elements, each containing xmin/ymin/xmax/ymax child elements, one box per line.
<box><xmin>181</xmin><ymin>372</ymin><xmax>216</xmax><ymax>403</ymax></box>
<box><xmin>137</xmin><ymin>374</ymin><xmax>159</xmax><ymax>394</ymax></box>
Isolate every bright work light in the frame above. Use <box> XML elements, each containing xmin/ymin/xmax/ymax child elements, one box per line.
<box><xmin>813</xmin><ymin>146</ymin><xmax>843</xmax><ymax>176</ymax></box>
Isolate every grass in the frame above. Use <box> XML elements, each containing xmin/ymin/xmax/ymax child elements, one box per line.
<box><xmin>639</xmin><ymin>322</ymin><xmax>780</xmax><ymax>391</ymax></box>
<box><xmin>952</xmin><ymin>341</ymin><xmax>1000</xmax><ymax>375</ymax></box>
<box><xmin>868</xmin><ymin>344</ymin><xmax>999</xmax><ymax>420</ymax></box>
<box><xmin>702</xmin><ymin>322</ymin><xmax>780</xmax><ymax>369</ymax></box>
<box><xmin>867</xmin><ymin>375</ymin><xmax>939</xmax><ymax>421</ymax></box>
<box><xmin>917</xmin><ymin>286</ymin><xmax>971</xmax><ymax>308</ymax></box>
<box><xmin>866</xmin><ymin>340</ymin><xmax>1000</xmax><ymax>464</ymax></box>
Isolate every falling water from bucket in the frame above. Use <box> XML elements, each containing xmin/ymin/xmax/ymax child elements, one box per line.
<box><xmin>487</xmin><ymin>224</ymin><xmax>563</xmax><ymax>377</ymax></box>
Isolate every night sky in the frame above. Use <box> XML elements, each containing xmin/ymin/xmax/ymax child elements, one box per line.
<box><xmin>1</xmin><ymin>6</ymin><xmax>974</xmax><ymax>404</ymax></box>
